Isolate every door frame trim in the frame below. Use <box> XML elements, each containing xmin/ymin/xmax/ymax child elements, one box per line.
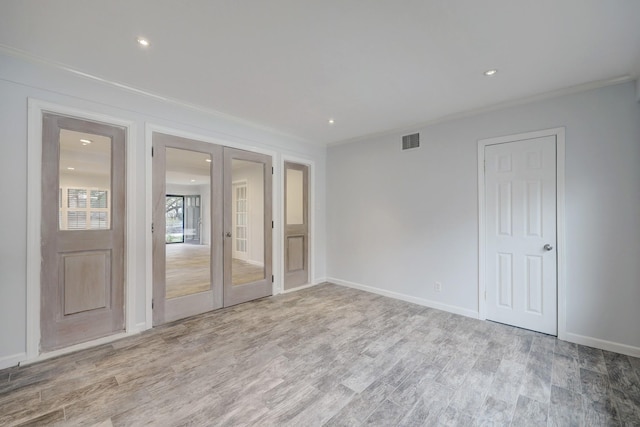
<box><xmin>477</xmin><ymin>127</ymin><xmax>566</xmax><ymax>339</ymax></box>
<box><xmin>26</xmin><ymin>98</ymin><xmax>138</xmax><ymax>362</ymax></box>
<box><xmin>144</xmin><ymin>124</ymin><xmax>280</xmax><ymax>328</ymax></box>
<box><xmin>280</xmin><ymin>156</ymin><xmax>315</xmax><ymax>293</ymax></box>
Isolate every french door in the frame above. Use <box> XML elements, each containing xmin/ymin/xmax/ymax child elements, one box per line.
<box><xmin>152</xmin><ymin>134</ymin><xmax>272</xmax><ymax>325</ymax></box>
<box><xmin>223</xmin><ymin>148</ymin><xmax>272</xmax><ymax>307</ymax></box>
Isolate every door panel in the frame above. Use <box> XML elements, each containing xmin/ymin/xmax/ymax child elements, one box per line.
<box><xmin>41</xmin><ymin>114</ymin><xmax>125</xmax><ymax>351</ymax></box>
<box><xmin>152</xmin><ymin>133</ymin><xmax>222</xmax><ymax>325</ymax></box>
<box><xmin>61</xmin><ymin>251</ymin><xmax>110</xmax><ymax>315</ymax></box>
<box><xmin>485</xmin><ymin>135</ymin><xmax>557</xmax><ymax>335</ymax></box>
<box><xmin>224</xmin><ymin>148</ymin><xmax>272</xmax><ymax>306</ymax></box>
<box><xmin>284</xmin><ymin>162</ymin><xmax>309</xmax><ymax>289</ymax></box>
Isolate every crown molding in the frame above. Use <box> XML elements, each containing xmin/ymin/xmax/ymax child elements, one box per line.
<box><xmin>328</xmin><ymin>75</ymin><xmax>635</xmax><ymax>147</ymax></box>
<box><xmin>0</xmin><ymin>43</ymin><xmax>320</xmax><ymax>147</ymax></box>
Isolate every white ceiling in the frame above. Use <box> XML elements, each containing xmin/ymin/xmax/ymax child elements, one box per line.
<box><xmin>1</xmin><ymin>1</ymin><xmax>639</xmax><ymax>145</ymax></box>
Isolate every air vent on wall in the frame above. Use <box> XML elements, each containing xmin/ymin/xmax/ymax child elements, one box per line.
<box><xmin>402</xmin><ymin>133</ymin><xmax>420</xmax><ymax>150</ymax></box>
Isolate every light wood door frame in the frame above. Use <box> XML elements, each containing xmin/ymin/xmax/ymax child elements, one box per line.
<box><xmin>152</xmin><ymin>133</ymin><xmax>223</xmax><ymax>325</ymax></box>
<box><xmin>283</xmin><ymin>161</ymin><xmax>309</xmax><ymax>289</ymax></box>
<box><xmin>478</xmin><ymin>127</ymin><xmax>566</xmax><ymax>340</ymax></box>
<box><xmin>223</xmin><ymin>147</ymin><xmax>273</xmax><ymax>307</ymax></box>
<box><xmin>41</xmin><ymin>113</ymin><xmax>126</xmax><ymax>351</ymax></box>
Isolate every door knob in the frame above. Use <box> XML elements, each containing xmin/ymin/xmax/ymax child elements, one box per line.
<box><xmin>225</xmin><ymin>232</ymin><xmax>232</xmax><ymax>238</ymax></box>
<box><xmin>543</xmin><ymin>244</ymin><xmax>553</xmax><ymax>251</ymax></box>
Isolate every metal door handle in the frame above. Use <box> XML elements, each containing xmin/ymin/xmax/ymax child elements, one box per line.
<box><xmin>225</xmin><ymin>232</ymin><xmax>232</xmax><ymax>238</ymax></box>
<box><xmin>543</xmin><ymin>244</ymin><xmax>553</xmax><ymax>251</ymax></box>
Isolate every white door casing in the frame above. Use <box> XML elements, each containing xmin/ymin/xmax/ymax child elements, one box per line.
<box><xmin>484</xmin><ymin>134</ymin><xmax>558</xmax><ymax>335</ymax></box>
<box><xmin>27</xmin><ymin>99</ymin><xmax>137</xmax><ymax>364</ymax></box>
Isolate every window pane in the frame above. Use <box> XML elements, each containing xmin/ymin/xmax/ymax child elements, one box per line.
<box><xmin>286</xmin><ymin>168</ymin><xmax>304</xmax><ymax>225</ymax></box>
<box><xmin>67</xmin><ymin>189</ymin><xmax>87</xmax><ymax>208</ymax></box>
<box><xmin>231</xmin><ymin>160</ymin><xmax>265</xmax><ymax>285</ymax></box>
<box><xmin>67</xmin><ymin>212</ymin><xmax>87</xmax><ymax>230</ymax></box>
<box><xmin>164</xmin><ymin>147</ymin><xmax>212</xmax><ymax>299</ymax></box>
<box><xmin>90</xmin><ymin>190</ymin><xmax>108</xmax><ymax>209</ymax></box>
<box><xmin>90</xmin><ymin>212</ymin><xmax>108</xmax><ymax>229</ymax></box>
<box><xmin>59</xmin><ymin>130</ymin><xmax>111</xmax><ymax>230</ymax></box>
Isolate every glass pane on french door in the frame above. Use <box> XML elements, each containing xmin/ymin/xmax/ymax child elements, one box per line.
<box><xmin>165</xmin><ymin>147</ymin><xmax>212</xmax><ymax>299</ymax></box>
<box><xmin>231</xmin><ymin>159</ymin><xmax>265</xmax><ymax>285</ymax></box>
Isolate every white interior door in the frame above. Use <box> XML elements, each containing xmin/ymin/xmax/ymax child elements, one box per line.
<box><xmin>485</xmin><ymin>135</ymin><xmax>557</xmax><ymax>335</ymax></box>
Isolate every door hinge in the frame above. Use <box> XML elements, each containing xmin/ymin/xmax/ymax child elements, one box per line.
<box><xmin>152</xmin><ymin>299</ymin><xmax>154</xmax><ymax>309</ymax></box>
<box><xmin>151</xmin><ymin>222</ymin><xmax>154</xmax><ymax>233</ymax></box>
<box><xmin>152</xmin><ymin>146</ymin><xmax>154</xmax><ymax>157</ymax></box>
<box><xmin>272</xmin><ymin>166</ymin><xmax>274</xmax><ymax>174</ymax></box>
<box><xmin>272</xmin><ymin>220</ymin><xmax>274</xmax><ymax>229</ymax></box>
<box><xmin>271</xmin><ymin>275</ymin><xmax>274</xmax><ymax>283</ymax></box>
<box><xmin>484</xmin><ymin>290</ymin><xmax>487</xmax><ymax>300</ymax></box>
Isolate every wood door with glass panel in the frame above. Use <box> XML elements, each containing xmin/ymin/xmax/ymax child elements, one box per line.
<box><xmin>223</xmin><ymin>148</ymin><xmax>272</xmax><ymax>306</ymax></box>
<box><xmin>41</xmin><ymin>113</ymin><xmax>126</xmax><ymax>351</ymax></box>
<box><xmin>152</xmin><ymin>133</ymin><xmax>222</xmax><ymax>325</ymax></box>
<box><xmin>284</xmin><ymin>162</ymin><xmax>309</xmax><ymax>289</ymax></box>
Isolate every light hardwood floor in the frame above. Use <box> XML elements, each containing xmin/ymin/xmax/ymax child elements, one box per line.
<box><xmin>1</xmin><ymin>284</ymin><xmax>639</xmax><ymax>426</ymax></box>
<box><xmin>166</xmin><ymin>244</ymin><xmax>264</xmax><ymax>299</ymax></box>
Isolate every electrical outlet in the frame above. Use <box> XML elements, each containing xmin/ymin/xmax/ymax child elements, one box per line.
<box><xmin>435</xmin><ymin>282</ymin><xmax>442</xmax><ymax>292</ymax></box>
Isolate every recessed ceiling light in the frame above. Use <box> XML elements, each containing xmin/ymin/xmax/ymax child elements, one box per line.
<box><xmin>484</xmin><ymin>69</ymin><xmax>498</xmax><ymax>76</ymax></box>
<box><xmin>328</xmin><ymin>119</ymin><xmax>335</xmax><ymax>125</ymax></box>
<box><xmin>80</xmin><ymin>138</ymin><xmax>92</xmax><ymax>146</ymax></box>
<box><xmin>137</xmin><ymin>37</ymin><xmax>150</xmax><ymax>47</ymax></box>
<box><xmin>205</xmin><ymin>158</ymin><xmax>212</xmax><ymax>163</ymax></box>
<box><xmin>67</xmin><ymin>167</ymin><xmax>75</xmax><ymax>170</ymax></box>
<box><xmin>190</xmin><ymin>179</ymin><xmax>196</xmax><ymax>183</ymax></box>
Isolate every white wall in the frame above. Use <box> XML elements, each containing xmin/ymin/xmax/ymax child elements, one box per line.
<box><xmin>0</xmin><ymin>52</ymin><xmax>327</xmax><ymax>367</ymax></box>
<box><xmin>327</xmin><ymin>81</ymin><xmax>640</xmax><ymax>353</ymax></box>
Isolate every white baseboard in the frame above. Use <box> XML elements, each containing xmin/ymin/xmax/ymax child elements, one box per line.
<box><xmin>282</xmin><ymin>282</ymin><xmax>319</xmax><ymax>294</ymax></box>
<box><xmin>565</xmin><ymin>332</ymin><xmax>640</xmax><ymax>358</ymax></box>
<box><xmin>314</xmin><ymin>277</ymin><xmax>328</xmax><ymax>285</ymax></box>
<box><xmin>328</xmin><ymin>277</ymin><xmax>479</xmax><ymax>319</ymax></box>
<box><xmin>19</xmin><ymin>329</ymin><xmax>142</xmax><ymax>367</ymax></box>
<box><xmin>0</xmin><ymin>352</ymin><xmax>26</xmax><ymax>370</ymax></box>
<box><xmin>135</xmin><ymin>321</ymin><xmax>149</xmax><ymax>333</ymax></box>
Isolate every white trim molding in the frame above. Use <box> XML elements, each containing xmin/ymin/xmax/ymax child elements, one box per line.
<box><xmin>0</xmin><ymin>43</ymin><xmax>316</xmax><ymax>148</ymax></box>
<box><xmin>477</xmin><ymin>127</ymin><xmax>566</xmax><ymax>340</ymax></box>
<box><xmin>26</xmin><ymin>98</ymin><xmax>138</xmax><ymax>363</ymax></box>
<box><xmin>19</xmin><ymin>332</ymin><xmax>139</xmax><ymax>367</ymax></box>
<box><xmin>329</xmin><ymin>278</ymin><xmax>479</xmax><ymax>319</ymax></box>
<box><xmin>565</xmin><ymin>333</ymin><xmax>640</xmax><ymax>359</ymax></box>
<box><xmin>0</xmin><ymin>353</ymin><xmax>27</xmax><ymax>370</ymax></box>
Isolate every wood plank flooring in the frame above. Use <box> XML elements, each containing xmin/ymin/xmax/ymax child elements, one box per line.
<box><xmin>1</xmin><ymin>284</ymin><xmax>639</xmax><ymax>426</ymax></box>
<box><xmin>165</xmin><ymin>244</ymin><xmax>263</xmax><ymax>298</ymax></box>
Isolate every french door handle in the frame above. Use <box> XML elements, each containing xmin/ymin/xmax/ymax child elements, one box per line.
<box><xmin>225</xmin><ymin>232</ymin><xmax>232</xmax><ymax>238</ymax></box>
<box><xmin>543</xmin><ymin>244</ymin><xmax>553</xmax><ymax>251</ymax></box>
